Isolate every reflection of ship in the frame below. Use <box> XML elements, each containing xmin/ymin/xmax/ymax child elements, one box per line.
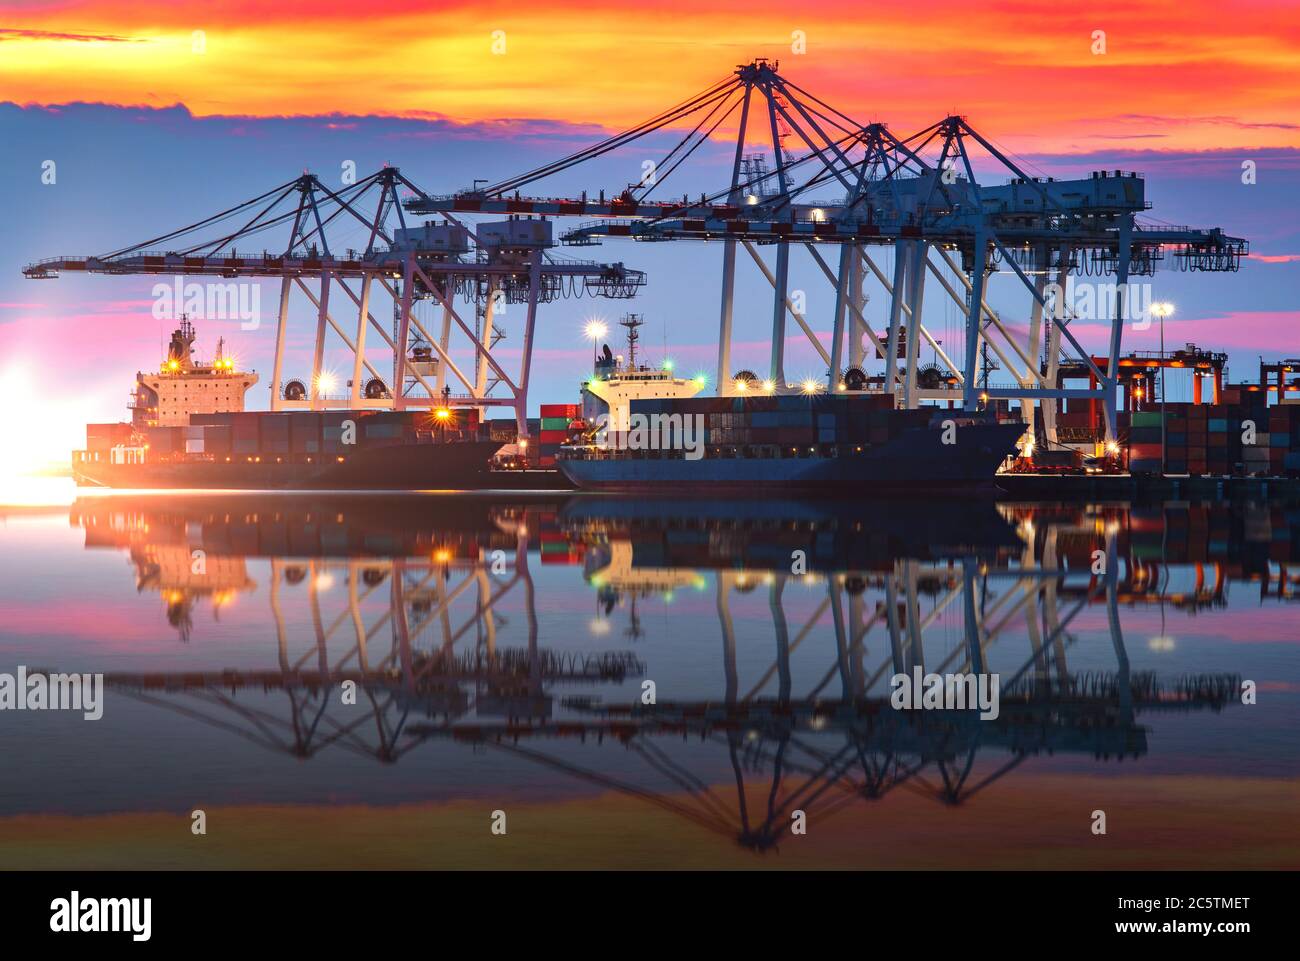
<box><xmin>565</xmin><ymin>494</ymin><xmax>1022</xmax><ymax>574</ymax></box>
<box><xmin>60</xmin><ymin>494</ymin><xmax>1279</xmax><ymax>852</ymax></box>
<box><xmin>73</xmin><ymin>317</ymin><xmax>503</xmax><ymax>490</ymax></box>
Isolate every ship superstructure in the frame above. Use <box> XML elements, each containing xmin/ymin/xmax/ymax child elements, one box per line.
<box><xmin>581</xmin><ymin>314</ymin><xmax>704</xmax><ymax>431</ymax></box>
<box><xmin>130</xmin><ymin>317</ymin><xmax>258</xmax><ymax>429</ymax></box>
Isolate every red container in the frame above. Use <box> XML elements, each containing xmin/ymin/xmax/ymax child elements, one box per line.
<box><xmin>86</xmin><ymin>422</ymin><xmax>132</xmax><ymax>451</ymax></box>
<box><xmin>540</xmin><ymin>404</ymin><xmax>580</xmax><ymax>418</ymax></box>
<box><xmin>538</xmin><ymin>429</ymin><xmax>568</xmax><ymax>444</ymax></box>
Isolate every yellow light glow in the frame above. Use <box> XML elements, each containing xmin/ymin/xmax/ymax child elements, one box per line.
<box><xmin>314</xmin><ymin>370</ymin><xmax>337</xmax><ymax>394</ymax></box>
<box><xmin>0</xmin><ymin>363</ymin><xmax>94</xmax><ymax>503</ymax></box>
<box><xmin>434</xmin><ymin>407</ymin><xmax>451</xmax><ymax>421</ymax></box>
<box><xmin>801</xmin><ymin>379</ymin><xmax>820</xmax><ymax>394</ymax></box>
<box><xmin>761</xmin><ymin>379</ymin><xmax>775</xmax><ymax>394</ymax></box>
<box><xmin>733</xmin><ymin>379</ymin><xmax>748</xmax><ymax>392</ymax></box>
<box><xmin>584</xmin><ymin>319</ymin><xmax>608</xmax><ymax>341</ymax></box>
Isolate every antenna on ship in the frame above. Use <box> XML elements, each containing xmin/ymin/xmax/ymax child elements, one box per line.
<box><xmin>619</xmin><ymin>313</ymin><xmax>644</xmax><ymax>370</ymax></box>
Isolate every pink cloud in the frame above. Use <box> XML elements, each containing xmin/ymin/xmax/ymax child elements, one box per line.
<box><xmin>1068</xmin><ymin>310</ymin><xmax>1300</xmax><ymax>355</ymax></box>
<box><xmin>1247</xmin><ymin>253</ymin><xmax>1300</xmax><ymax>264</ymax></box>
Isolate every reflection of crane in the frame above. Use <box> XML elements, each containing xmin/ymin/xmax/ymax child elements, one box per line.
<box><xmin>104</xmin><ymin>536</ymin><xmax>643</xmax><ymax>763</ymax></box>
<box><xmin>68</xmin><ymin>495</ymin><xmax>1263</xmax><ymax>855</ymax></box>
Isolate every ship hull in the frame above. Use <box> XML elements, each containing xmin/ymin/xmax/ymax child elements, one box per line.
<box><xmin>558</xmin><ymin>422</ymin><xmax>1026</xmax><ymax>492</ymax></box>
<box><xmin>74</xmin><ymin>440</ymin><xmax>505</xmax><ymax>491</ymax></box>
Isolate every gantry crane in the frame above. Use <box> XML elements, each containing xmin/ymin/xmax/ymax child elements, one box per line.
<box><xmin>24</xmin><ymin>167</ymin><xmax>646</xmax><ymax>445</ymax></box>
<box><xmin>409</xmin><ymin>60</ymin><xmax>1248</xmax><ymax>446</ymax></box>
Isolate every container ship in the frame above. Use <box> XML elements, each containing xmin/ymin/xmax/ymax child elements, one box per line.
<box><xmin>558</xmin><ymin>392</ymin><xmax>1025</xmax><ymax>492</ymax></box>
<box><xmin>558</xmin><ymin>316</ymin><xmax>1026</xmax><ymax>492</ymax></box>
<box><xmin>74</xmin><ymin>319</ymin><xmax>503</xmax><ymax>490</ymax></box>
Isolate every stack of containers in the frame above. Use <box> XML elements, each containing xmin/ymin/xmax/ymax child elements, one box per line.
<box><xmin>321</xmin><ymin>411</ymin><xmax>350</xmax><ymax>456</ymax></box>
<box><xmin>1186</xmin><ymin>403</ymin><xmax>1209</xmax><ymax>474</ymax></box>
<box><xmin>626</xmin><ymin>392</ymin><xmax>921</xmax><ymax>454</ymax></box>
<box><xmin>488</xmin><ymin>419</ymin><xmax>518</xmax><ymax>442</ymax></box>
<box><xmin>1274</xmin><ymin>403</ymin><xmax>1300</xmax><ymax>474</ymax></box>
<box><xmin>85</xmin><ymin>423</ymin><xmax>133</xmax><ymax>453</ymax></box>
<box><xmin>1128</xmin><ymin>410</ymin><xmax>1163</xmax><ymax>473</ymax></box>
<box><xmin>1164</xmin><ymin>405</ymin><xmax>1187</xmax><ymax>474</ymax></box>
<box><xmin>203</xmin><ymin>424</ymin><xmax>232</xmax><ymax>458</ymax></box>
<box><xmin>291</xmin><ymin>412</ymin><xmax>321</xmax><ymax>455</ymax></box>
<box><xmin>1205</xmin><ymin>406</ymin><xmax>1226</xmax><ymax>475</ymax></box>
<box><xmin>450</xmin><ymin>406</ymin><xmax>481</xmax><ymax>441</ymax></box>
<box><xmin>1240</xmin><ymin>393</ymin><xmax>1270</xmax><ymax>475</ymax></box>
<box><xmin>182</xmin><ymin>424</ymin><xmax>205</xmax><ymax>455</ymax></box>
<box><xmin>260</xmin><ymin>414</ymin><xmax>290</xmax><ymax>457</ymax></box>
<box><xmin>230</xmin><ymin>412</ymin><xmax>260</xmax><ymax>457</ymax></box>
<box><xmin>538</xmin><ymin>403</ymin><xmax>579</xmax><ymax>467</ymax></box>
<box><xmin>145</xmin><ymin>424</ymin><xmax>183</xmax><ymax>455</ymax></box>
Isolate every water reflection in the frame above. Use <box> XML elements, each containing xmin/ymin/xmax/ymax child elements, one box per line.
<box><xmin>47</xmin><ymin>494</ymin><xmax>1290</xmax><ymax>855</ymax></box>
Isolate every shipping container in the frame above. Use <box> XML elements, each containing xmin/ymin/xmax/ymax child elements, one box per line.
<box><xmin>540</xmin><ymin>403</ymin><xmax>580</xmax><ymax>418</ymax></box>
<box><xmin>290</xmin><ymin>413</ymin><xmax>321</xmax><ymax>453</ymax></box>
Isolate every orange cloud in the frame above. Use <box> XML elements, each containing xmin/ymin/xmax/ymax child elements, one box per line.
<box><xmin>0</xmin><ymin>1</ymin><xmax>1297</xmax><ymax>152</ymax></box>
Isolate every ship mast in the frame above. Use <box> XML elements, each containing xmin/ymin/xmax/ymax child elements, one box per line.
<box><xmin>619</xmin><ymin>313</ymin><xmax>644</xmax><ymax>370</ymax></box>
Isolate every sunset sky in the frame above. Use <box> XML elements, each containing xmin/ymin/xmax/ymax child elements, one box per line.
<box><xmin>1</xmin><ymin>0</ymin><xmax>1298</xmax><ymax>468</ymax></box>
<box><xmin>3</xmin><ymin>1</ymin><xmax>1299</xmax><ymax>152</ymax></box>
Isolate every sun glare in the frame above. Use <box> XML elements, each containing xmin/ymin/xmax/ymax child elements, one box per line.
<box><xmin>0</xmin><ymin>364</ymin><xmax>84</xmax><ymax>506</ymax></box>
